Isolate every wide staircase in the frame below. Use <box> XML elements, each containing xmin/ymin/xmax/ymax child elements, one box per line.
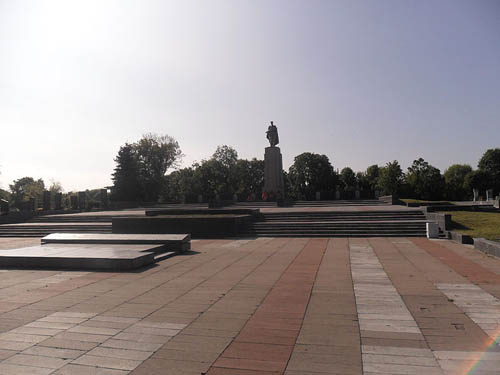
<box><xmin>0</xmin><ymin>215</ymin><xmax>112</xmax><ymax>237</ymax></box>
<box><xmin>240</xmin><ymin>210</ymin><xmax>427</xmax><ymax>237</ymax></box>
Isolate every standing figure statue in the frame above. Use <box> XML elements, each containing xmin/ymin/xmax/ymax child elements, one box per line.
<box><xmin>266</xmin><ymin>121</ymin><xmax>279</xmax><ymax>147</ymax></box>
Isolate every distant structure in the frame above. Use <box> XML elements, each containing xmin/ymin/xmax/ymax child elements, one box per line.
<box><xmin>263</xmin><ymin>121</ymin><xmax>284</xmax><ymax>199</ymax></box>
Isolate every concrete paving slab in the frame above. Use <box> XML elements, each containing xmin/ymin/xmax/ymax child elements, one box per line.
<box><xmin>0</xmin><ymin>236</ymin><xmax>499</xmax><ymax>374</ymax></box>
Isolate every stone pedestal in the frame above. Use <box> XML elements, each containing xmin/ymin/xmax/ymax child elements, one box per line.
<box><xmin>426</xmin><ymin>222</ymin><xmax>439</xmax><ymax>239</ymax></box>
<box><xmin>78</xmin><ymin>192</ymin><xmax>87</xmax><ymax>210</ymax></box>
<box><xmin>43</xmin><ymin>191</ymin><xmax>51</xmax><ymax>211</ymax></box>
<box><xmin>264</xmin><ymin>147</ymin><xmax>284</xmax><ymax>196</ymax></box>
<box><xmin>54</xmin><ymin>193</ymin><xmax>63</xmax><ymax>210</ymax></box>
<box><xmin>100</xmin><ymin>189</ymin><xmax>108</xmax><ymax>209</ymax></box>
<box><xmin>486</xmin><ymin>189</ymin><xmax>494</xmax><ymax>201</ymax></box>
<box><xmin>70</xmin><ymin>196</ymin><xmax>78</xmax><ymax>210</ymax></box>
<box><xmin>473</xmin><ymin>189</ymin><xmax>479</xmax><ymax>202</ymax></box>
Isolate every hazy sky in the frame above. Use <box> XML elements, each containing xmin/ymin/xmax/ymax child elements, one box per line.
<box><xmin>1</xmin><ymin>0</ymin><xmax>499</xmax><ymax>192</ymax></box>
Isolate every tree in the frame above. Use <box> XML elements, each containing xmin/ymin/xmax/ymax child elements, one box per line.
<box><xmin>0</xmin><ymin>188</ymin><xmax>10</xmax><ymax>202</ymax></box>
<box><xmin>377</xmin><ymin>161</ymin><xmax>403</xmax><ymax>196</ymax></box>
<box><xmin>365</xmin><ymin>165</ymin><xmax>380</xmax><ymax>191</ymax></box>
<box><xmin>340</xmin><ymin>167</ymin><xmax>356</xmax><ymax>191</ymax></box>
<box><xmin>212</xmin><ymin>145</ymin><xmax>238</xmax><ymax>169</ymax></box>
<box><xmin>49</xmin><ymin>179</ymin><xmax>63</xmax><ymax>193</ymax></box>
<box><xmin>164</xmin><ymin>167</ymin><xmax>202</xmax><ymax>203</ymax></box>
<box><xmin>233</xmin><ymin>158</ymin><xmax>264</xmax><ymax>199</ymax></box>
<box><xmin>356</xmin><ymin>172</ymin><xmax>368</xmax><ymax>191</ymax></box>
<box><xmin>135</xmin><ymin>133</ymin><xmax>183</xmax><ymax>201</ymax></box>
<box><xmin>444</xmin><ymin>164</ymin><xmax>472</xmax><ymax>201</ymax></box>
<box><xmin>478</xmin><ymin>148</ymin><xmax>500</xmax><ymax>193</ymax></box>
<box><xmin>464</xmin><ymin>170</ymin><xmax>491</xmax><ymax>195</ymax></box>
<box><xmin>193</xmin><ymin>159</ymin><xmax>227</xmax><ymax>199</ymax></box>
<box><xmin>9</xmin><ymin>177</ymin><xmax>45</xmax><ymax>209</ymax></box>
<box><xmin>288</xmin><ymin>153</ymin><xmax>336</xmax><ymax>199</ymax></box>
<box><xmin>110</xmin><ymin>134</ymin><xmax>182</xmax><ymax>202</ymax></box>
<box><xmin>111</xmin><ymin>143</ymin><xmax>142</xmax><ymax>201</ymax></box>
<box><xmin>405</xmin><ymin>158</ymin><xmax>444</xmax><ymax>200</ymax></box>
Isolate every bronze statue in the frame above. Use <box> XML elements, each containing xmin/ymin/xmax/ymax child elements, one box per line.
<box><xmin>266</xmin><ymin>121</ymin><xmax>279</xmax><ymax>147</ymax></box>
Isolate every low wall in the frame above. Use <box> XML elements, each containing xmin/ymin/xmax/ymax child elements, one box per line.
<box><xmin>145</xmin><ymin>208</ymin><xmax>260</xmax><ymax>217</ymax></box>
<box><xmin>424</xmin><ymin>204</ymin><xmax>496</xmax><ymax>213</ymax></box>
<box><xmin>474</xmin><ymin>238</ymin><xmax>500</xmax><ymax>258</ymax></box>
<box><xmin>112</xmin><ymin>215</ymin><xmax>254</xmax><ymax>238</ymax></box>
<box><xmin>447</xmin><ymin>231</ymin><xmax>474</xmax><ymax>245</ymax></box>
<box><xmin>424</xmin><ymin>212</ymin><xmax>451</xmax><ymax>232</ymax></box>
<box><xmin>378</xmin><ymin>195</ymin><xmax>401</xmax><ymax>205</ymax></box>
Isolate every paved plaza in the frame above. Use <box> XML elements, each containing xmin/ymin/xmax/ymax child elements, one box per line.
<box><xmin>0</xmin><ymin>236</ymin><xmax>499</xmax><ymax>374</ymax></box>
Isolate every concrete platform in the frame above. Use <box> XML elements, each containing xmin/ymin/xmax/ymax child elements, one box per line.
<box><xmin>41</xmin><ymin>233</ymin><xmax>191</xmax><ymax>252</ymax></box>
<box><xmin>0</xmin><ymin>244</ymin><xmax>171</xmax><ymax>270</ymax></box>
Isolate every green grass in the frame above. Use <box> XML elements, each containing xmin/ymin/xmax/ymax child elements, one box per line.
<box><xmin>445</xmin><ymin>211</ymin><xmax>500</xmax><ymax>241</ymax></box>
<box><xmin>401</xmin><ymin>199</ymin><xmax>453</xmax><ymax>205</ymax></box>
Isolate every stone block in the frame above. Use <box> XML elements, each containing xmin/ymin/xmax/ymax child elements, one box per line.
<box><xmin>113</xmin><ymin>215</ymin><xmax>253</xmax><ymax>238</ymax></box>
<box><xmin>0</xmin><ymin>244</ymin><xmax>163</xmax><ymax>270</ymax></box>
<box><xmin>449</xmin><ymin>231</ymin><xmax>473</xmax><ymax>244</ymax></box>
<box><xmin>41</xmin><ymin>233</ymin><xmax>190</xmax><ymax>252</ymax></box>
<box><xmin>54</xmin><ymin>193</ymin><xmax>63</xmax><ymax>210</ymax></box>
<box><xmin>474</xmin><ymin>238</ymin><xmax>500</xmax><ymax>258</ymax></box>
<box><xmin>426</xmin><ymin>223</ymin><xmax>439</xmax><ymax>239</ymax></box>
<box><xmin>78</xmin><ymin>192</ymin><xmax>87</xmax><ymax>210</ymax></box>
<box><xmin>100</xmin><ymin>189</ymin><xmax>108</xmax><ymax>209</ymax></box>
<box><xmin>43</xmin><ymin>191</ymin><xmax>51</xmax><ymax>211</ymax></box>
<box><xmin>70</xmin><ymin>196</ymin><xmax>78</xmax><ymax>210</ymax></box>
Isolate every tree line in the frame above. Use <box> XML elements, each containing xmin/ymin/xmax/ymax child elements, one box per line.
<box><xmin>111</xmin><ymin>134</ymin><xmax>500</xmax><ymax>203</ymax></box>
<box><xmin>1</xmin><ymin>133</ymin><xmax>498</xmax><ymax>210</ymax></box>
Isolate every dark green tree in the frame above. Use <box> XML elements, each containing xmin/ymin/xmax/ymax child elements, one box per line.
<box><xmin>9</xmin><ymin>177</ymin><xmax>45</xmax><ymax>209</ymax></box>
<box><xmin>365</xmin><ymin>165</ymin><xmax>380</xmax><ymax>191</ymax></box>
<box><xmin>288</xmin><ymin>153</ymin><xmax>336</xmax><ymax>199</ymax></box>
<box><xmin>233</xmin><ymin>158</ymin><xmax>264</xmax><ymax>199</ymax></box>
<box><xmin>444</xmin><ymin>164</ymin><xmax>472</xmax><ymax>200</ymax></box>
<box><xmin>111</xmin><ymin>143</ymin><xmax>142</xmax><ymax>201</ymax></box>
<box><xmin>377</xmin><ymin>161</ymin><xmax>403</xmax><ymax>196</ymax></box>
<box><xmin>164</xmin><ymin>167</ymin><xmax>201</xmax><ymax>203</ymax></box>
<box><xmin>135</xmin><ymin>133</ymin><xmax>183</xmax><ymax>202</ymax></box>
<box><xmin>0</xmin><ymin>188</ymin><xmax>10</xmax><ymax>202</ymax></box>
<box><xmin>405</xmin><ymin>158</ymin><xmax>444</xmax><ymax>200</ymax></box>
<box><xmin>464</xmin><ymin>170</ymin><xmax>491</xmax><ymax>196</ymax></box>
<box><xmin>111</xmin><ymin>134</ymin><xmax>182</xmax><ymax>202</ymax></box>
<box><xmin>340</xmin><ymin>167</ymin><xmax>357</xmax><ymax>191</ymax></box>
<box><xmin>478</xmin><ymin>148</ymin><xmax>500</xmax><ymax>193</ymax></box>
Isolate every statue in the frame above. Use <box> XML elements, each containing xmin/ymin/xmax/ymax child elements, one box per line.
<box><xmin>266</xmin><ymin>121</ymin><xmax>279</xmax><ymax>147</ymax></box>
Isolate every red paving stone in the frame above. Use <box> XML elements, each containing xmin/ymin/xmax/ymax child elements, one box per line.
<box><xmin>411</xmin><ymin>237</ymin><xmax>500</xmax><ymax>284</ymax></box>
<box><xmin>208</xmin><ymin>238</ymin><xmax>327</xmax><ymax>374</ymax></box>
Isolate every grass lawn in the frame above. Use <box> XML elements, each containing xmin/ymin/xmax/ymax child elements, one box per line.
<box><xmin>445</xmin><ymin>211</ymin><xmax>500</xmax><ymax>241</ymax></box>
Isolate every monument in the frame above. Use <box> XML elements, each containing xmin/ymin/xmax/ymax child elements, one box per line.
<box><xmin>263</xmin><ymin>121</ymin><xmax>284</xmax><ymax>199</ymax></box>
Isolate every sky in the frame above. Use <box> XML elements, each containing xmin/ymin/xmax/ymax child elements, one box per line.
<box><xmin>0</xmin><ymin>0</ymin><xmax>499</xmax><ymax>192</ymax></box>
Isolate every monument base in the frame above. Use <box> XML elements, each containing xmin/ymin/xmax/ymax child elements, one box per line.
<box><xmin>264</xmin><ymin>146</ymin><xmax>284</xmax><ymax>196</ymax></box>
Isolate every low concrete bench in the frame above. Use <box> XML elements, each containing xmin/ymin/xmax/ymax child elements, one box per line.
<box><xmin>41</xmin><ymin>233</ymin><xmax>191</xmax><ymax>252</ymax></box>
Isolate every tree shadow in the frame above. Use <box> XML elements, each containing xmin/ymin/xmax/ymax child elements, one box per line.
<box><xmin>450</xmin><ymin>220</ymin><xmax>470</xmax><ymax>230</ymax></box>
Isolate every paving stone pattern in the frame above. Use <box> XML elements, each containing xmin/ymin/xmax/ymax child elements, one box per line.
<box><xmin>0</xmin><ymin>237</ymin><xmax>500</xmax><ymax>374</ymax></box>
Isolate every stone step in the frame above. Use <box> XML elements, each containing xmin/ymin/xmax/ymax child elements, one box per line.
<box><xmin>41</xmin><ymin>233</ymin><xmax>191</xmax><ymax>252</ymax></box>
<box><xmin>0</xmin><ymin>244</ymin><xmax>163</xmax><ymax>270</ymax></box>
<box><xmin>239</xmin><ymin>233</ymin><xmax>426</xmax><ymax>238</ymax></box>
